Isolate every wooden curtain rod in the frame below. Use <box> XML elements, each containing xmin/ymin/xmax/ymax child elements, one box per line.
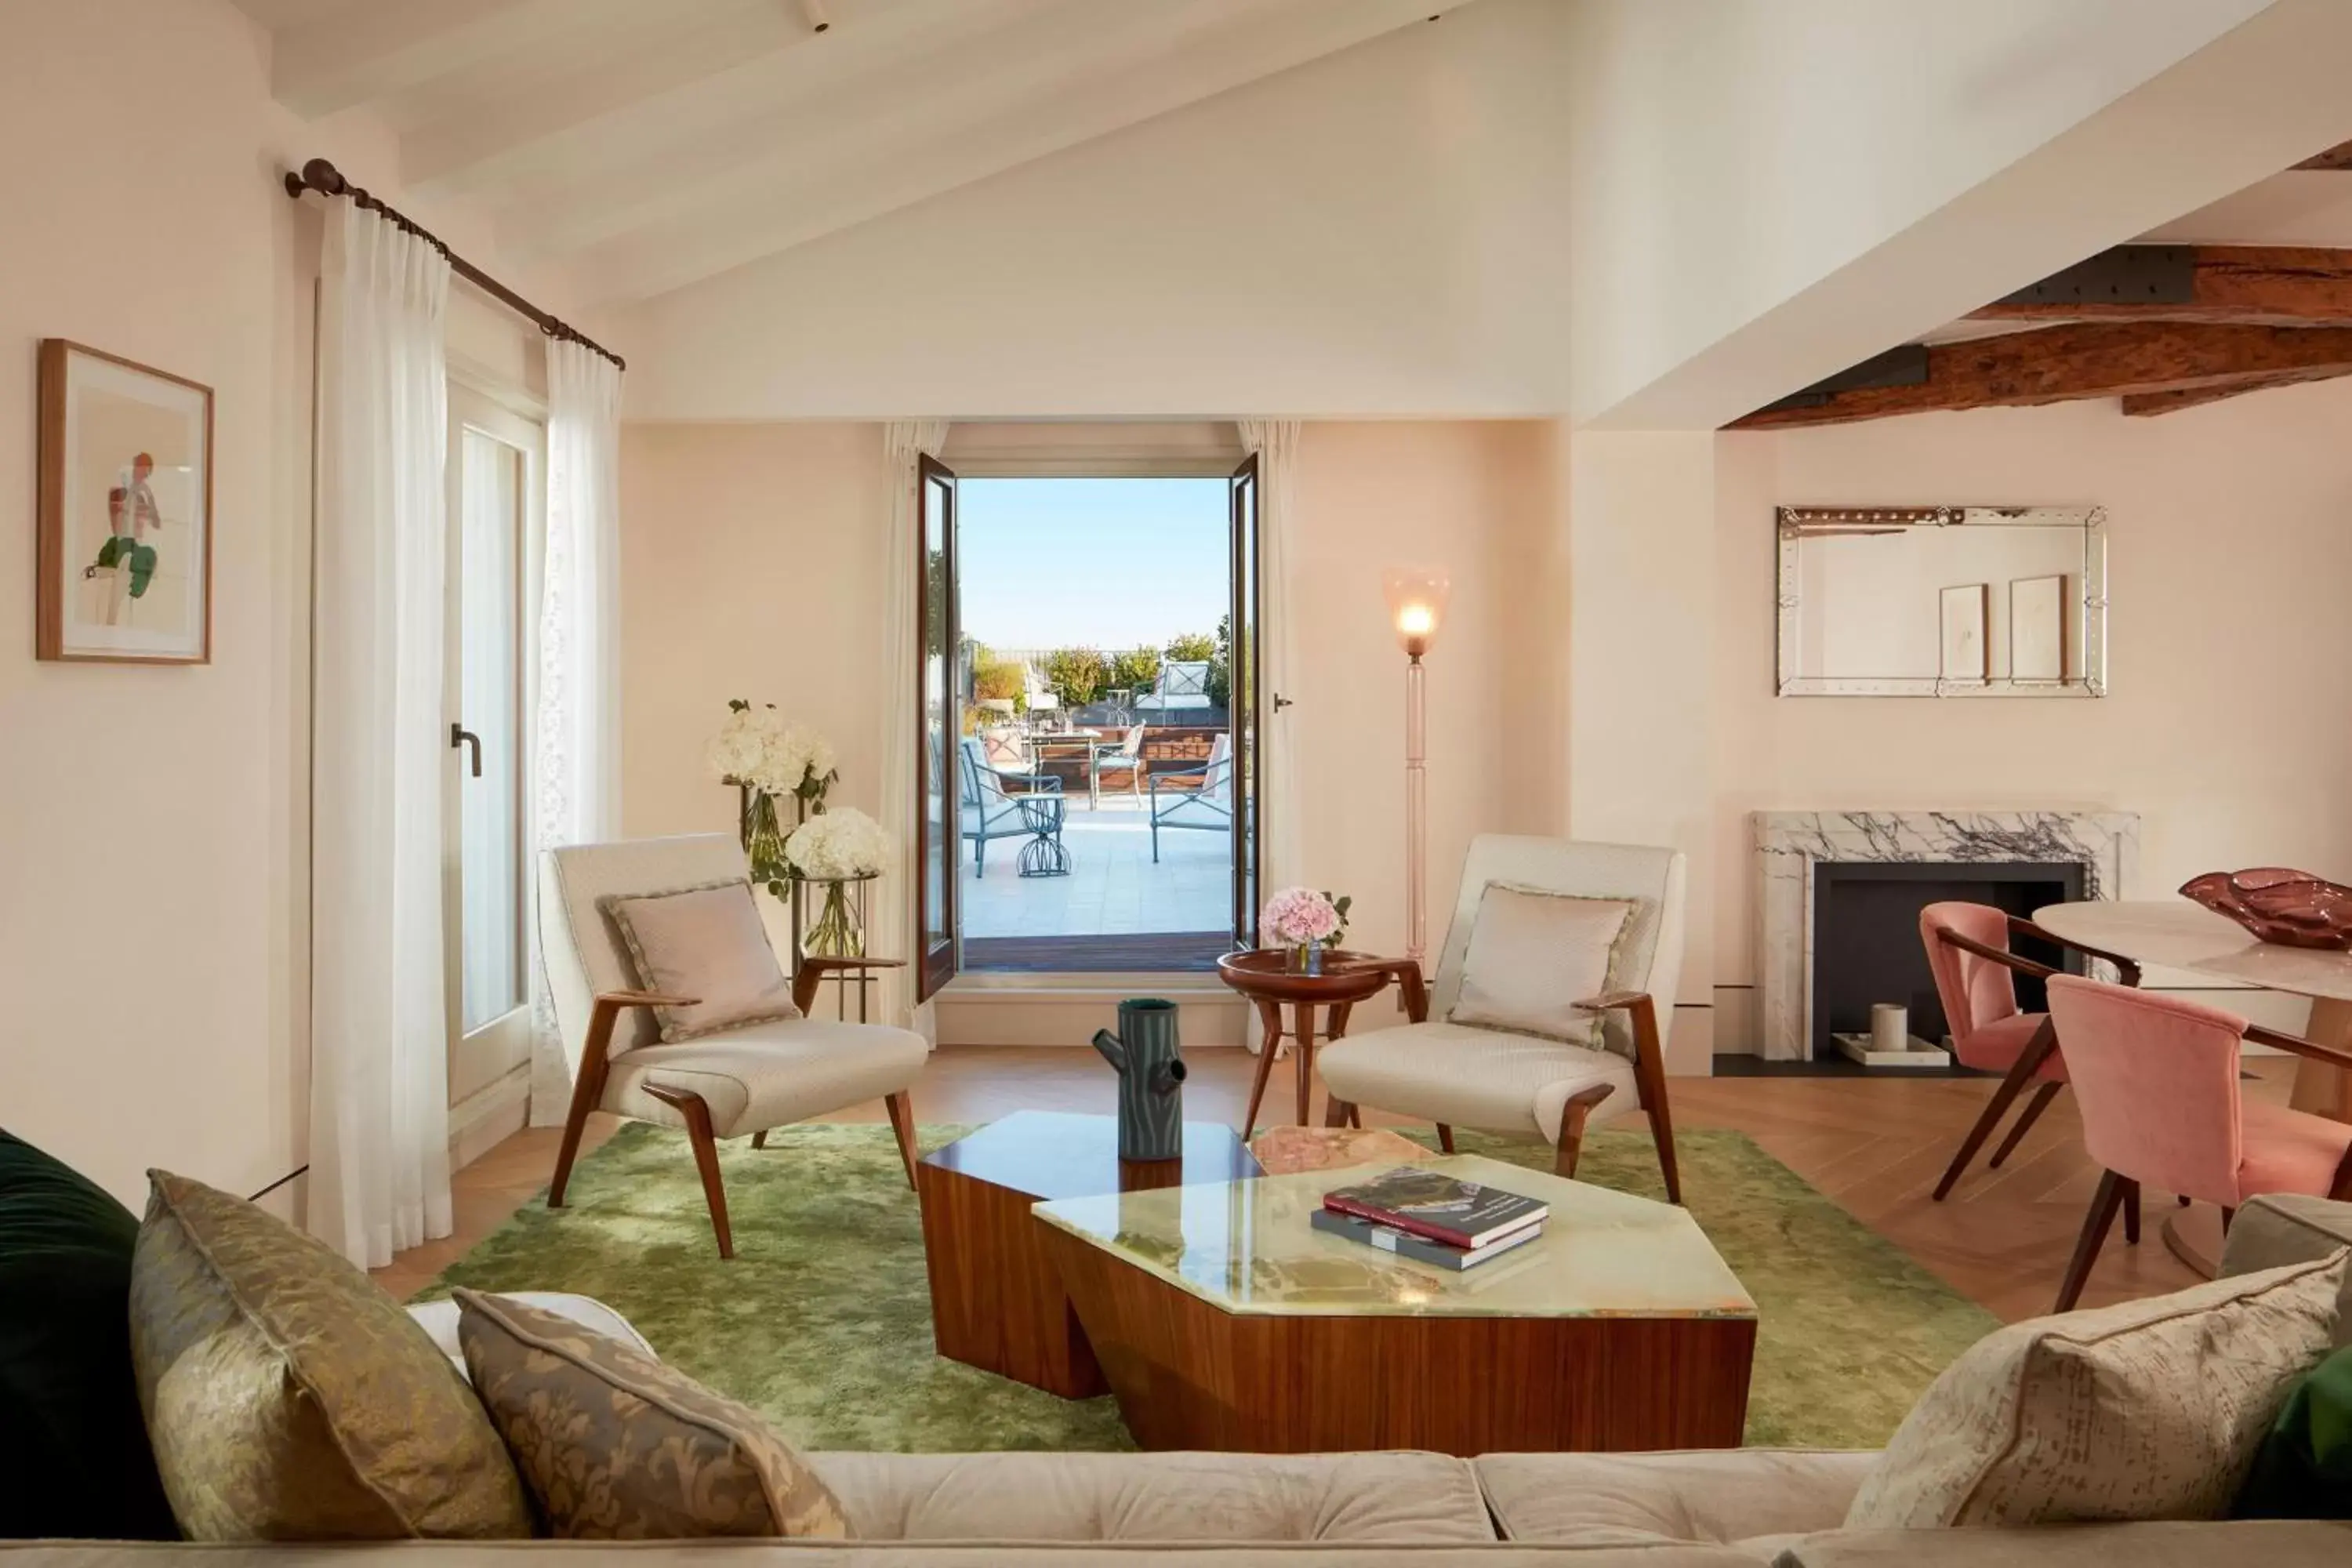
<box><xmin>282</xmin><ymin>157</ymin><xmax>625</xmax><ymax>372</ymax></box>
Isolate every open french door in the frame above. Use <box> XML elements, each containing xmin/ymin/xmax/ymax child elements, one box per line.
<box><xmin>915</xmin><ymin>454</ymin><xmax>961</xmax><ymax>1000</ymax></box>
<box><xmin>1230</xmin><ymin>454</ymin><xmax>1264</xmax><ymax>949</ymax></box>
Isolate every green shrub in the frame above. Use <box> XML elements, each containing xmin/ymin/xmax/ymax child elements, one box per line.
<box><xmin>1108</xmin><ymin>645</ymin><xmax>1161</xmax><ymax>696</ymax></box>
<box><xmin>1041</xmin><ymin>646</ymin><xmax>1106</xmax><ymax>709</ymax></box>
<box><xmin>971</xmin><ymin>651</ymin><xmax>1025</xmax><ymax>703</ymax></box>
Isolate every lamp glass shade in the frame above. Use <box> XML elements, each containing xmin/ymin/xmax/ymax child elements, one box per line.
<box><xmin>1383</xmin><ymin>567</ymin><xmax>1451</xmax><ymax>657</ymax></box>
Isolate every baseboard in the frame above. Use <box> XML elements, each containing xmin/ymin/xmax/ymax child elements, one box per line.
<box><xmin>450</xmin><ymin>1065</ymin><xmax>531</xmax><ymax>1171</ymax></box>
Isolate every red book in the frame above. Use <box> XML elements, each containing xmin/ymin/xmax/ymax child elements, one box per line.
<box><xmin>1321</xmin><ymin>1166</ymin><xmax>1548</xmax><ymax>1251</ymax></box>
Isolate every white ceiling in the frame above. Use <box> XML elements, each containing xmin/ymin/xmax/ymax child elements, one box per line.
<box><xmin>239</xmin><ymin>0</ymin><xmax>1472</xmax><ymax>307</ymax></box>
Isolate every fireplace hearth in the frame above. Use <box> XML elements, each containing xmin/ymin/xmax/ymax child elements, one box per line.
<box><xmin>1753</xmin><ymin>811</ymin><xmax>2137</xmax><ymax>1062</ymax></box>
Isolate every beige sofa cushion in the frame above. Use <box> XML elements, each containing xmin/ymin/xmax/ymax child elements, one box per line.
<box><xmin>1448</xmin><ymin>887</ymin><xmax>1632</xmax><ymax>1049</ymax></box>
<box><xmin>1846</xmin><ymin>1253</ymin><xmax>2347</xmax><ymax>1529</ymax></box>
<box><xmin>456</xmin><ymin>1290</ymin><xmax>848</xmax><ymax>1540</ymax></box>
<box><xmin>0</xmin><ymin>1545</ymin><xmax>1776</xmax><ymax>1566</ymax></box>
<box><xmin>1780</xmin><ymin>1519</ymin><xmax>2352</xmax><ymax>1568</ymax></box>
<box><xmin>604</xmin><ymin>879</ymin><xmax>801</xmax><ymax>1041</ymax></box>
<box><xmin>808</xmin><ymin>1450</ymin><xmax>1493</xmax><ymax>1543</ymax></box>
<box><xmin>1475</xmin><ymin>1450</ymin><xmax>1875</xmax><ymax>1546</ymax></box>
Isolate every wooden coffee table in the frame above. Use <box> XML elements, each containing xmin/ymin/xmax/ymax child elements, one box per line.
<box><xmin>915</xmin><ymin>1110</ymin><xmax>1261</xmax><ymax>1397</ymax></box>
<box><xmin>1034</xmin><ymin>1153</ymin><xmax>1757</xmax><ymax>1454</ymax></box>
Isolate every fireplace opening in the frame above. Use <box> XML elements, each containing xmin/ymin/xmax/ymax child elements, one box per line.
<box><xmin>1812</xmin><ymin>861</ymin><xmax>2085</xmax><ymax>1062</ymax></box>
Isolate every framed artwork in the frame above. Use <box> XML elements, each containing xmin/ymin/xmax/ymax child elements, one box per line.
<box><xmin>36</xmin><ymin>339</ymin><xmax>213</xmax><ymax>663</ymax></box>
<box><xmin>1938</xmin><ymin>583</ymin><xmax>1987</xmax><ymax>684</ymax></box>
<box><xmin>2009</xmin><ymin>573</ymin><xmax>2069</xmax><ymax>683</ymax></box>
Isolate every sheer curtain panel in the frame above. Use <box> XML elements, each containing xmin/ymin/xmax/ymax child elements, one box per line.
<box><xmin>310</xmin><ymin>201</ymin><xmax>454</xmax><ymax>1268</ymax></box>
<box><xmin>528</xmin><ymin>341</ymin><xmax>625</xmax><ymax>1122</ymax></box>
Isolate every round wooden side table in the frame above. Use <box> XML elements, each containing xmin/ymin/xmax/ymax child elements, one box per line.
<box><xmin>1214</xmin><ymin>949</ymin><xmax>1401</xmax><ymax>1138</ymax></box>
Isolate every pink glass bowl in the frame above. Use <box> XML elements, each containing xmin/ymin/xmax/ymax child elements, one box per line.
<box><xmin>2180</xmin><ymin>868</ymin><xmax>2352</xmax><ymax>950</ymax></box>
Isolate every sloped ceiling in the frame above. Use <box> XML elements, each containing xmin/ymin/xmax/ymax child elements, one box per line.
<box><xmin>238</xmin><ymin>0</ymin><xmax>1473</xmax><ymax>307</ymax></box>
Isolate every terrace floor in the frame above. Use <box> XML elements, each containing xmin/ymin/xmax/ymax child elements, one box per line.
<box><xmin>960</xmin><ymin>796</ymin><xmax>1231</xmax><ymax>958</ymax></box>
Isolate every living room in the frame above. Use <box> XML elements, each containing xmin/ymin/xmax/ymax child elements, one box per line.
<box><xmin>7</xmin><ymin>0</ymin><xmax>2352</xmax><ymax>1561</ymax></box>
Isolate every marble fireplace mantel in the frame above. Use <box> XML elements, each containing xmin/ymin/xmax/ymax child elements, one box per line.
<box><xmin>1753</xmin><ymin>811</ymin><xmax>2140</xmax><ymax>1062</ymax></box>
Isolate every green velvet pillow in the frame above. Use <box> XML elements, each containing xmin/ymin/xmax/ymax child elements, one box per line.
<box><xmin>2234</xmin><ymin>1342</ymin><xmax>2352</xmax><ymax>1519</ymax></box>
<box><xmin>0</xmin><ymin>1130</ymin><xmax>177</xmax><ymax>1539</ymax></box>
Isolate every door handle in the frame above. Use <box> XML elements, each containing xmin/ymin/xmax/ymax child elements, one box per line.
<box><xmin>1272</xmin><ymin>693</ymin><xmax>1294</xmax><ymax>712</ymax></box>
<box><xmin>451</xmin><ymin>723</ymin><xmax>482</xmax><ymax>778</ymax></box>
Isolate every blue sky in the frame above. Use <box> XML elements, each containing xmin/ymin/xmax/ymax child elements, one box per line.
<box><xmin>958</xmin><ymin>477</ymin><xmax>1229</xmax><ymax>652</ymax></box>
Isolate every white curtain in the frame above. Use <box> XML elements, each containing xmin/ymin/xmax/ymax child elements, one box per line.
<box><xmin>528</xmin><ymin>340</ymin><xmax>625</xmax><ymax>1123</ymax></box>
<box><xmin>310</xmin><ymin>202</ymin><xmax>453</xmax><ymax>1268</ymax></box>
<box><xmin>878</xmin><ymin>421</ymin><xmax>950</xmax><ymax>1036</ymax></box>
<box><xmin>1237</xmin><ymin>421</ymin><xmax>1302</xmax><ymax>895</ymax></box>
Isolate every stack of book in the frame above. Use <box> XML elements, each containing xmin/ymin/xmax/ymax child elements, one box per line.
<box><xmin>1313</xmin><ymin>1166</ymin><xmax>1548</xmax><ymax>1271</ymax></box>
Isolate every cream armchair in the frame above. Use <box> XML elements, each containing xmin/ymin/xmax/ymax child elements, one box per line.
<box><xmin>539</xmin><ymin>833</ymin><xmax>929</xmax><ymax>1258</ymax></box>
<box><xmin>1317</xmin><ymin>836</ymin><xmax>1687</xmax><ymax>1202</ymax></box>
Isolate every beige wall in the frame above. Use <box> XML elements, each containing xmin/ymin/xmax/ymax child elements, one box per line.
<box><xmin>1709</xmin><ymin>383</ymin><xmax>2352</xmax><ymax>1033</ymax></box>
<box><xmin>0</xmin><ymin>0</ymin><xmax>564</xmax><ymax>1209</ymax></box>
<box><xmin>619</xmin><ymin>423</ymin><xmax>890</xmax><ymax>845</ymax></box>
<box><xmin>613</xmin><ymin>420</ymin><xmax>1564</xmax><ymax>992</ymax></box>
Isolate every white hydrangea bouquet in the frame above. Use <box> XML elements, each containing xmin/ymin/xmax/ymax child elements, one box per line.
<box><xmin>707</xmin><ymin>699</ymin><xmax>840</xmax><ymax>894</ymax></box>
<box><xmin>784</xmin><ymin>807</ymin><xmax>889</xmax><ymax>957</ymax></box>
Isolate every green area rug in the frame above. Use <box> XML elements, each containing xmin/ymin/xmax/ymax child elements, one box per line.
<box><xmin>424</xmin><ymin>1122</ymin><xmax>1993</xmax><ymax>1452</ymax></box>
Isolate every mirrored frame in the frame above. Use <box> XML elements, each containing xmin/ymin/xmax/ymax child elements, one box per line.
<box><xmin>1775</xmin><ymin>505</ymin><xmax>2107</xmax><ymax>698</ymax></box>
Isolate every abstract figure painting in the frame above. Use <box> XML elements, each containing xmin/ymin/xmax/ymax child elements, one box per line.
<box><xmin>37</xmin><ymin>340</ymin><xmax>213</xmax><ymax>663</ymax></box>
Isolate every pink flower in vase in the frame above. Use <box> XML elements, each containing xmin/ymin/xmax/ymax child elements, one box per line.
<box><xmin>1261</xmin><ymin>887</ymin><xmax>1343</xmax><ymax>949</ymax></box>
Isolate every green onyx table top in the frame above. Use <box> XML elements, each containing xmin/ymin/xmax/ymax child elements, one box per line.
<box><xmin>1033</xmin><ymin>1152</ymin><xmax>1756</xmax><ymax>1320</ymax></box>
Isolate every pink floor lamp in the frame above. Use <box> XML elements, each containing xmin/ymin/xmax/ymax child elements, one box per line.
<box><xmin>1383</xmin><ymin>567</ymin><xmax>1450</xmax><ymax>964</ymax></box>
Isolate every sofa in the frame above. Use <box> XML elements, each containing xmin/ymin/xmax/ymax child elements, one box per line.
<box><xmin>10</xmin><ymin>1197</ymin><xmax>2350</xmax><ymax>1567</ymax></box>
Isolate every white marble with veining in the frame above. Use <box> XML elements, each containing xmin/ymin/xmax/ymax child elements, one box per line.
<box><xmin>1753</xmin><ymin>810</ymin><xmax>2139</xmax><ymax>1061</ymax></box>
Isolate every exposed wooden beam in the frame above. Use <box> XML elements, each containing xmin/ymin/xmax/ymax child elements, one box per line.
<box><xmin>2120</xmin><ymin>366</ymin><xmax>2350</xmax><ymax>416</ymax></box>
<box><xmin>2294</xmin><ymin>139</ymin><xmax>2352</xmax><ymax>171</ymax></box>
<box><xmin>1729</xmin><ymin>322</ymin><xmax>2352</xmax><ymax>430</ymax></box>
<box><xmin>1969</xmin><ymin>245</ymin><xmax>2352</xmax><ymax>326</ymax></box>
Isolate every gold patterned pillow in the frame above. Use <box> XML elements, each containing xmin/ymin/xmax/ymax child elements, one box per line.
<box><xmin>127</xmin><ymin>1171</ymin><xmax>532</xmax><ymax>1540</ymax></box>
<box><xmin>456</xmin><ymin>1289</ymin><xmax>851</xmax><ymax>1539</ymax></box>
<box><xmin>1847</xmin><ymin>1251</ymin><xmax>2347</xmax><ymax>1529</ymax></box>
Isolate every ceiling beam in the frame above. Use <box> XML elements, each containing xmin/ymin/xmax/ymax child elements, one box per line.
<box><xmin>2293</xmin><ymin>138</ymin><xmax>2352</xmax><ymax>171</ymax></box>
<box><xmin>1728</xmin><ymin>321</ymin><xmax>2352</xmax><ymax>430</ymax></box>
<box><xmin>1968</xmin><ymin>245</ymin><xmax>2352</xmax><ymax>326</ymax></box>
<box><xmin>2120</xmin><ymin>365</ymin><xmax>2350</xmax><ymax>416</ymax></box>
<box><xmin>271</xmin><ymin>0</ymin><xmax>579</xmax><ymax>119</ymax></box>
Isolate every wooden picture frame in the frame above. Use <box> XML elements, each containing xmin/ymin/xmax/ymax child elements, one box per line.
<box><xmin>37</xmin><ymin>339</ymin><xmax>214</xmax><ymax>663</ymax></box>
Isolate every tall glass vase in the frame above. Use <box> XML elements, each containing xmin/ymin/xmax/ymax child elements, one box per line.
<box><xmin>803</xmin><ymin>879</ymin><xmax>866</xmax><ymax>958</ymax></box>
<box><xmin>739</xmin><ymin>785</ymin><xmax>791</xmax><ymax>893</ymax></box>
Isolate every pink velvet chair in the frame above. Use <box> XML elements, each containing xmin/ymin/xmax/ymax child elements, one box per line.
<box><xmin>2043</xmin><ymin>974</ymin><xmax>2352</xmax><ymax>1312</ymax></box>
<box><xmin>1920</xmin><ymin>902</ymin><xmax>2142</xmax><ymax>1202</ymax></box>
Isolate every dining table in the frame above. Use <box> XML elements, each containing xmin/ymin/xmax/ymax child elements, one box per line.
<box><xmin>2034</xmin><ymin>896</ymin><xmax>2352</xmax><ymax>1275</ymax></box>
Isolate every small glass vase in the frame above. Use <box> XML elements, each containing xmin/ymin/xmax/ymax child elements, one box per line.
<box><xmin>1286</xmin><ymin>942</ymin><xmax>1326</xmax><ymax>976</ymax></box>
<box><xmin>804</xmin><ymin>879</ymin><xmax>865</xmax><ymax>959</ymax></box>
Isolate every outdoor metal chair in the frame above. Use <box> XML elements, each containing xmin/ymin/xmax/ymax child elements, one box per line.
<box><xmin>1086</xmin><ymin>724</ymin><xmax>1148</xmax><ymax>808</ymax></box>
<box><xmin>1135</xmin><ymin>660</ymin><xmax>1214</xmax><ymax>715</ymax></box>
<box><xmin>959</xmin><ymin>735</ymin><xmax>1060</xmax><ymax>877</ymax></box>
<box><xmin>1149</xmin><ymin>734</ymin><xmax>1232</xmax><ymax>862</ymax></box>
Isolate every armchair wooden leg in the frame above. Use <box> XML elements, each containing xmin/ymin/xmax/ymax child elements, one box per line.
<box><xmin>1552</xmin><ymin>1085</ymin><xmax>1617</xmax><ymax>1179</ymax></box>
<box><xmin>1934</xmin><ymin>1019</ymin><xmax>2057</xmax><ymax>1201</ymax></box>
<box><xmin>2124</xmin><ymin>1180</ymin><xmax>2141</xmax><ymax>1245</ymax></box>
<box><xmin>547</xmin><ymin>1036</ymin><xmax>613</xmax><ymax>1211</ymax></box>
<box><xmin>642</xmin><ymin>1084</ymin><xmax>733</xmax><ymax>1260</ymax></box>
<box><xmin>884</xmin><ymin>1091</ymin><xmax>920</xmax><ymax>1190</ymax></box>
<box><xmin>1323</xmin><ymin>1094</ymin><xmax>1355</xmax><ymax>1128</ymax></box>
<box><xmin>1987</xmin><ymin>1082</ymin><xmax>2062</xmax><ymax>1170</ymax></box>
<box><xmin>752</xmin><ymin>1130</ymin><xmax>768</xmax><ymax>1150</ymax></box>
<box><xmin>1435</xmin><ymin>1123</ymin><xmax>1456</xmax><ymax>1155</ymax></box>
<box><xmin>1624</xmin><ymin>996</ymin><xmax>1682</xmax><ymax>1205</ymax></box>
<box><xmin>2054</xmin><ymin>1168</ymin><xmax>2125</xmax><ymax>1312</ymax></box>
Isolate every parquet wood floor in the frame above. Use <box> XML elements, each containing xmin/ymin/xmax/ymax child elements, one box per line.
<box><xmin>376</xmin><ymin>1044</ymin><xmax>2293</xmax><ymax>1319</ymax></box>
